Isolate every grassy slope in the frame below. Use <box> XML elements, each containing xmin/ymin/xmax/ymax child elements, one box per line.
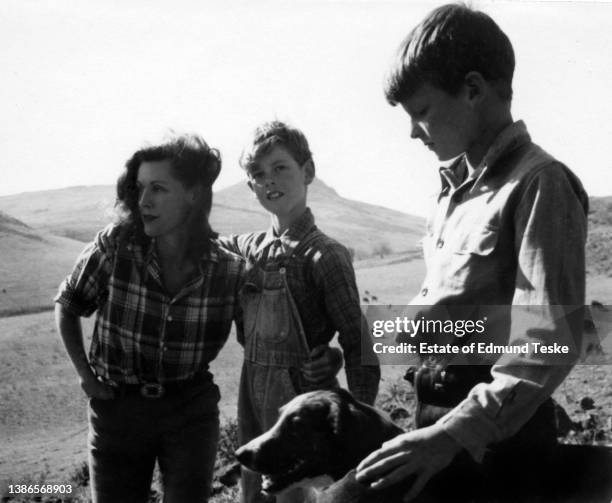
<box><xmin>0</xmin><ymin>187</ymin><xmax>116</xmax><ymax>243</ymax></box>
<box><xmin>0</xmin><ymin>256</ymin><xmax>422</xmax><ymax>482</ymax></box>
<box><xmin>587</xmin><ymin>196</ymin><xmax>612</xmax><ymax>277</ymax></box>
<box><xmin>0</xmin><ymin>213</ymin><xmax>85</xmax><ymax>316</ymax></box>
<box><xmin>0</xmin><ymin>180</ymin><xmax>424</xmax><ymax>260</ymax></box>
<box><xmin>0</xmin><ymin>180</ymin><xmax>424</xmax><ymax>316</ymax></box>
<box><xmin>1</xmin><ymin>256</ymin><xmax>610</xmax><ymax>484</ymax></box>
<box><xmin>0</xmin><ymin>190</ymin><xmax>610</xmax><ymax>494</ymax></box>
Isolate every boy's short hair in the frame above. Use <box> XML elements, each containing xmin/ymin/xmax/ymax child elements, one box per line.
<box><xmin>240</xmin><ymin>121</ymin><xmax>313</xmax><ymax>171</ymax></box>
<box><xmin>384</xmin><ymin>2</ymin><xmax>515</xmax><ymax>105</ymax></box>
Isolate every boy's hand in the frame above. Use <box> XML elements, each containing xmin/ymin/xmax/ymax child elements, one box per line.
<box><xmin>302</xmin><ymin>345</ymin><xmax>343</xmax><ymax>385</ymax></box>
<box><xmin>355</xmin><ymin>424</ymin><xmax>462</xmax><ymax>502</ymax></box>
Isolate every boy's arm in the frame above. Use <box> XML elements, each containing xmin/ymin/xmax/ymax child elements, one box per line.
<box><xmin>216</xmin><ymin>233</ymin><xmax>252</xmax><ymax>258</ymax></box>
<box><xmin>216</xmin><ymin>237</ymin><xmax>250</xmax><ymax>344</ymax></box>
<box><xmin>234</xmin><ymin>262</ymin><xmax>246</xmax><ymax>347</ymax></box>
<box><xmin>435</xmin><ymin>164</ymin><xmax>587</xmax><ymax>461</ymax></box>
<box><xmin>216</xmin><ymin>234</ymin><xmax>241</xmax><ymax>255</ymax></box>
<box><xmin>313</xmin><ymin>243</ymin><xmax>380</xmax><ymax>405</ymax></box>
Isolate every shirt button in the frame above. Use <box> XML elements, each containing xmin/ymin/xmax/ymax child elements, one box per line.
<box><xmin>167</xmin><ymin>315</ymin><xmax>173</xmax><ymax>322</ymax></box>
<box><xmin>279</xmin><ymin>267</ymin><xmax>286</xmax><ymax>274</ymax></box>
<box><xmin>421</xmin><ymin>288</ymin><xmax>428</xmax><ymax>297</ymax></box>
<box><xmin>436</xmin><ymin>239</ymin><xmax>444</xmax><ymax>249</ymax></box>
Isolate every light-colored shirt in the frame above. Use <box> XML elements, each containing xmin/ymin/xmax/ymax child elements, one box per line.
<box><xmin>414</xmin><ymin>121</ymin><xmax>588</xmax><ymax>461</ymax></box>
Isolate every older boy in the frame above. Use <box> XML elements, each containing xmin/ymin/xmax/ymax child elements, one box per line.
<box><xmin>356</xmin><ymin>3</ymin><xmax>588</xmax><ymax>501</ymax></box>
<box><xmin>220</xmin><ymin>121</ymin><xmax>380</xmax><ymax>503</ymax></box>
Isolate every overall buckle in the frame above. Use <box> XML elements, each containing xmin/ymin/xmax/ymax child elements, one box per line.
<box><xmin>140</xmin><ymin>382</ymin><xmax>165</xmax><ymax>399</ymax></box>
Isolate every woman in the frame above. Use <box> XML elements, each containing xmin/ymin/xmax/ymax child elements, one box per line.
<box><xmin>55</xmin><ymin>134</ymin><xmax>244</xmax><ymax>503</ymax></box>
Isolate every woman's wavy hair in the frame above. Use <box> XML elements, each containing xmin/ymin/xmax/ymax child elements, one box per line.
<box><xmin>115</xmin><ymin>133</ymin><xmax>221</xmax><ymax>249</ymax></box>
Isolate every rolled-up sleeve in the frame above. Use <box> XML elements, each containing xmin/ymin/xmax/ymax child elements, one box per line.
<box><xmin>54</xmin><ymin>226</ymin><xmax>115</xmax><ymax>317</ymax></box>
<box><xmin>437</xmin><ymin>164</ymin><xmax>588</xmax><ymax>461</ymax></box>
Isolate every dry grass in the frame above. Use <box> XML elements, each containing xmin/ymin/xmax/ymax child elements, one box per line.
<box><xmin>1</xmin><ymin>246</ymin><xmax>610</xmax><ymax>501</ymax></box>
<box><xmin>0</xmin><ymin>180</ymin><xmax>424</xmax><ymax>261</ymax></box>
<box><xmin>2</xmin><ymin>364</ymin><xmax>609</xmax><ymax>502</ymax></box>
<box><xmin>0</xmin><ymin>226</ymin><xmax>83</xmax><ymax>316</ymax></box>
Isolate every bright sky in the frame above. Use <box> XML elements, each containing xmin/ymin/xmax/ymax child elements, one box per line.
<box><xmin>1</xmin><ymin>0</ymin><xmax>611</xmax><ymax>216</ymax></box>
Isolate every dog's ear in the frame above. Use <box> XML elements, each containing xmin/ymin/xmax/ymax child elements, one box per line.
<box><xmin>326</xmin><ymin>390</ymin><xmax>385</xmax><ymax>478</ymax></box>
<box><xmin>342</xmin><ymin>395</ymin><xmax>400</xmax><ymax>458</ymax></box>
<box><xmin>335</xmin><ymin>388</ymin><xmax>355</xmax><ymax>403</ymax></box>
<box><xmin>328</xmin><ymin>389</ymin><xmax>368</xmax><ymax>439</ymax></box>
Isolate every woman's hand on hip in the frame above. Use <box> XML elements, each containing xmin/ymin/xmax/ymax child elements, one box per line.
<box><xmin>81</xmin><ymin>374</ymin><xmax>115</xmax><ymax>400</ymax></box>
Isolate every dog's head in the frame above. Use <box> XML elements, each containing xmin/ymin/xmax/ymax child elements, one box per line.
<box><xmin>235</xmin><ymin>388</ymin><xmax>402</xmax><ymax>495</ymax></box>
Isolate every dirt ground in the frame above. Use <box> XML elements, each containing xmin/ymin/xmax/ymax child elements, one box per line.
<box><xmin>1</xmin><ymin>260</ymin><xmax>611</xmax><ymax>487</ymax></box>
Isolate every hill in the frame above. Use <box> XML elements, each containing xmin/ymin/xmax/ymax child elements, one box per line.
<box><xmin>0</xmin><ymin>179</ymin><xmax>424</xmax><ymax>259</ymax></box>
<box><xmin>587</xmin><ymin>196</ymin><xmax>612</xmax><ymax>277</ymax></box>
<box><xmin>0</xmin><ymin>186</ymin><xmax>116</xmax><ymax>243</ymax></box>
<box><xmin>0</xmin><ymin>185</ymin><xmax>610</xmax><ymax>317</ymax></box>
<box><xmin>0</xmin><ymin>212</ymin><xmax>85</xmax><ymax>317</ymax></box>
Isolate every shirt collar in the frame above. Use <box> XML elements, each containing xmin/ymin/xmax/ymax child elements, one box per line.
<box><xmin>255</xmin><ymin>207</ymin><xmax>316</xmax><ymax>257</ymax></box>
<box><xmin>139</xmin><ymin>236</ymin><xmax>220</xmax><ymax>268</ymax></box>
<box><xmin>438</xmin><ymin>120</ymin><xmax>530</xmax><ymax>192</ymax></box>
<box><xmin>439</xmin><ymin>158</ymin><xmax>467</xmax><ymax>192</ymax></box>
<box><xmin>479</xmin><ymin>120</ymin><xmax>530</xmax><ymax>172</ymax></box>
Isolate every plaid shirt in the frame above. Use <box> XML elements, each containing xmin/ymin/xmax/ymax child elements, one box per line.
<box><xmin>218</xmin><ymin>208</ymin><xmax>380</xmax><ymax>405</ymax></box>
<box><xmin>55</xmin><ymin>224</ymin><xmax>244</xmax><ymax>385</ymax></box>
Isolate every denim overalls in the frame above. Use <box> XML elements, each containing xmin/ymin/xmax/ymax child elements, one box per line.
<box><xmin>237</xmin><ymin>245</ymin><xmax>329</xmax><ymax>503</ymax></box>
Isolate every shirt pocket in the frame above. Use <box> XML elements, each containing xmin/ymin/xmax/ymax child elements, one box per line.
<box><xmin>452</xmin><ymin>224</ymin><xmax>499</xmax><ymax>256</ymax></box>
<box><xmin>240</xmin><ymin>282</ymin><xmax>292</xmax><ymax>345</ymax></box>
<box><xmin>448</xmin><ymin>224</ymin><xmax>500</xmax><ymax>288</ymax></box>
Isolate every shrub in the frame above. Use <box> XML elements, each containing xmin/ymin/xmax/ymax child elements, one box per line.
<box><xmin>372</xmin><ymin>242</ymin><xmax>392</xmax><ymax>258</ymax></box>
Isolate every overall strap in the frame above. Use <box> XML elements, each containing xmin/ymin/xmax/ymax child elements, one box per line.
<box><xmin>278</xmin><ymin>267</ymin><xmax>311</xmax><ymax>360</ymax></box>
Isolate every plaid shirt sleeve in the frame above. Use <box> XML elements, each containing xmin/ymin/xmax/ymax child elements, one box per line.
<box><xmin>55</xmin><ymin>225</ymin><xmax>115</xmax><ymax>317</ymax></box>
<box><xmin>216</xmin><ymin>234</ymin><xmax>241</xmax><ymax>255</ymax></box>
<box><xmin>311</xmin><ymin>242</ymin><xmax>380</xmax><ymax>405</ymax></box>
<box><xmin>217</xmin><ymin>233</ymin><xmax>260</xmax><ymax>260</ymax></box>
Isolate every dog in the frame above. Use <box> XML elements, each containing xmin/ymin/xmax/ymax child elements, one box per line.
<box><xmin>235</xmin><ymin>388</ymin><xmax>406</xmax><ymax>502</ymax></box>
<box><xmin>235</xmin><ymin>388</ymin><xmax>612</xmax><ymax>503</ymax></box>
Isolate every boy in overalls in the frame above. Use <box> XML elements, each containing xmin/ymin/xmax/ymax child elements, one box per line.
<box><xmin>219</xmin><ymin>121</ymin><xmax>380</xmax><ymax>502</ymax></box>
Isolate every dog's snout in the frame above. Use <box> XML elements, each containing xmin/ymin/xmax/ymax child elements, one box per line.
<box><xmin>235</xmin><ymin>445</ymin><xmax>252</xmax><ymax>467</ymax></box>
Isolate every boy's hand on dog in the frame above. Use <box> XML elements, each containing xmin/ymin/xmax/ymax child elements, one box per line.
<box><xmin>302</xmin><ymin>345</ymin><xmax>343</xmax><ymax>384</ymax></box>
<box><xmin>81</xmin><ymin>374</ymin><xmax>115</xmax><ymax>400</ymax></box>
<box><xmin>355</xmin><ymin>424</ymin><xmax>462</xmax><ymax>502</ymax></box>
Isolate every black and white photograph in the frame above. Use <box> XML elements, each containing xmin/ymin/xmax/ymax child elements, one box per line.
<box><xmin>1</xmin><ymin>1</ymin><xmax>611</xmax><ymax>502</ymax></box>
